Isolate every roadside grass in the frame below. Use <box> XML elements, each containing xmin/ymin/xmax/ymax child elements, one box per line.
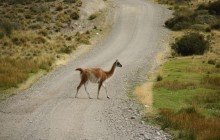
<box><xmin>0</xmin><ymin>0</ymin><xmax>106</xmax><ymax>99</ymax></box>
<box><xmin>0</xmin><ymin>56</ymin><xmax>54</xmax><ymax>90</ymax></box>
<box><xmin>159</xmin><ymin>107</ymin><xmax>220</xmax><ymax>140</ymax></box>
<box><xmin>0</xmin><ymin>0</ymin><xmax>95</xmax><ymax>93</ymax></box>
<box><xmin>152</xmin><ymin>57</ymin><xmax>220</xmax><ymax>139</ymax></box>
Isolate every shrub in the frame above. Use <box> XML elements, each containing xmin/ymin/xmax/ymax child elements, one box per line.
<box><xmin>12</xmin><ymin>37</ymin><xmax>23</xmax><ymax>45</ymax></box>
<box><xmin>56</xmin><ymin>5</ymin><xmax>63</xmax><ymax>11</ymax></box>
<box><xmin>6</xmin><ymin>0</ymin><xmax>32</xmax><ymax>5</ymax></box>
<box><xmin>197</xmin><ymin>3</ymin><xmax>209</xmax><ymax>10</ymax></box>
<box><xmin>64</xmin><ymin>0</ymin><xmax>77</xmax><ymax>3</ymax></box>
<box><xmin>216</xmin><ymin>63</ymin><xmax>220</xmax><ymax>68</ymax></box>
<box><xmin>76</xmin><ymin>32</ymin><xmax>91</xmax><ymax>45</ymax></box>
<box><xmin>171</xmin><ymin>32</ymin><xmax>209</xmax><ymax>56</ymax></box>
<box><xmin>71</xmin><ymin>12</ymin><xmax>80</xmax><ymax>20</ymax></box>
<box><xmin>43</xmin><ymin>0</ymin><xmax>56</xmax><ymax>2</ymax></box>
<box><xmin>75</xmin><ymin>1</ymin><xmax>82</xmax><ymax>7</ymax></box>
<box><xmin>207</xmin><ymin>59</ymin><xmax>216</xmax><ymax>65</ymax></box>
<box><xmin>38</xmin><ymin>29</ymin><xmax>48</xmax><ymax>36</ymax></box>
<box><xmin>194</xmin><ymin>15</ymin><xmax>217</xmax><ymax>25</ymax></box>
<box><xmin>88</xmin><ymin>13</ymin><xmax>98</xmax><ymax>20</ymax></box>
<box><xmin>60</xmin><ymin>46</ymin><xmax>72</xmax><ymax>54</ymax></box>
<box><xmin>165</xmin><ymin>15</ymin><xmax>192</xmax><ymax>30</ymax></box>
<box><xmin>0</xmin><ymin>32</ymin><xmax>4</xmax><ymax>39</ymax></box>
<box><xmin>0</xmin><ymin>21</ymin><xmax>14</xmax><ymax>37</ymax></box>
<box><xmin>34</xmin><ymin>36</ymin><xmax>46</xmax><ymax>44</ymax></box>
<box><xmin>208</xmin><ymin>0</ymin><xmax>220</xmax><ymax>15</ymax></box>
<box><xmin>25</xmin><ymin>14</ymin><xmax>32</xmax><ymax>19</ymax></box>
<box><xmin>30</xmin><ymin>4</ymin><xmax>47</xmax><ymax>14</ymax></box>
<box><xmin>211</xmin><ymin>20</ymin><xmax>220</xmax><ymax>30</ymax></box>
<box><xmin>191</xmin><ymin>24</ymin><xmax>211</xmax><ymax>32</ymax></box>
<box><xmin>29</xmin><ymin>23</ymin><xmax>41</xmax><ymax>30</ymax></box>
<box><xmin>205</xmin><ymin>26</ymin><xmax>211</xmax><ymax>32</ymax></box>
<box><xmin>156</xmin><ymin>75</ymin><xmax>163</xmax><ymax>81</ymax></box>
<box><xmin>194</xmin><ymin>9</ymin><xmax>209</xmax><ymax>16</ymax></box>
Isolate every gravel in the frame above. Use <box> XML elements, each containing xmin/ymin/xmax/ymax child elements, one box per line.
<box><xmin>0</xmin><ymin>0</ymin><xmax>172</xmax><ymax>139</ymax></box>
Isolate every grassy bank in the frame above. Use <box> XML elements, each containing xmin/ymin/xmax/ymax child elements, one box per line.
<box><xmin>0</xmin><ymin>0</ymin><xmax>107</xmax><ymax>96</ymax></box>
<box><xmin>153</xmin><ymin>57</ymin><xmax>220</xmax><ymax>139</ymax></box>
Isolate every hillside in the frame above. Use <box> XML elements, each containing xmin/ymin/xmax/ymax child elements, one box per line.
<box><xmin>0</xmin><ymin>0</ymin><xmax>111</xmax><ymax>93</ymax></box>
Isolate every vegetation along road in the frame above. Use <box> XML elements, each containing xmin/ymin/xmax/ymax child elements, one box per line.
<box><xmin>0</xmin><ymin>0</ymin><xmax>172</xmax><ymax>139</ymax></box>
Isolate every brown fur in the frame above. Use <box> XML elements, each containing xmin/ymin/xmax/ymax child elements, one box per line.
<box><xmin>75</xmin><ymin>60</ymin><xmax>122</xmax><ymax>99</ymax></box>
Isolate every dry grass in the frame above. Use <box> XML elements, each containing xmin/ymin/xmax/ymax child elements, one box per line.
<box><xmin>75</xmin><ymin>31</ymin><xmax>91</xmax><ymax>45</ymax></box>
<box><xmin>0</xmin><ymin>56</ymin><xmax>54</xmax><ymax>89</ymax></box>
<box><xmin>134</xmin><ymin>82</ymin><xmax>153</xmax><ymax>112</ymax></box>
<box><xmin>160</xmin><ymin>107</ymin><xmax>220</xmax><ymax>140</ymax></box>
<box><xmin>202</xmin><ymin>76</ymin><xmax>220</xmax><ymax>89</ymax></box>
<box><xmin>0</xmin><ymin>0</ymin><xmax>103</xmax><ymax>92</ymax></box>
<box><xmin>1</xmin><ymin>58</ymin><xmax>36</xmax><ymax>88</ymax></box>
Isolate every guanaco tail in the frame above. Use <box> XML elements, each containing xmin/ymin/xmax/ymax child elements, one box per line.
<box><xmin>75</xmin><ymin>59</ymin><xmax>122</xmax><ymax>99</ymax></box>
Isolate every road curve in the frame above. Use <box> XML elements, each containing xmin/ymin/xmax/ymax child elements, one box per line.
<box><xmin>0</xmin><ymin>0</ymin><xmax>171</xmax><ymax>139</ymax></box>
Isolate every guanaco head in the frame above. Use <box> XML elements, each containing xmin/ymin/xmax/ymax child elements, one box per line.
<box><xmin>116</xmin><ymin>59</ymin><xmax>122</xmax><ymax>67</ymax></box>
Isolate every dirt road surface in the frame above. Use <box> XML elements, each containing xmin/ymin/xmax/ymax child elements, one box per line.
<box><xmin>0</xmin><ymin>0</ymin><xmax>171</xmax><ymax>139</ymax></box>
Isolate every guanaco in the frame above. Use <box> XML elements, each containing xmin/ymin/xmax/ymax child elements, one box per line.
<box><xmin>75</xmin><ymin>59</ymin><xmax>122</xmax><ymax>99</ymax></box>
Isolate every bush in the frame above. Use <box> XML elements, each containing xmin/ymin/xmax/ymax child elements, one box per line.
<box><xmin>60</xmin><ymin>45</ymin><xmax>75</xmax><ymax>54</ymax></box>
<box><xmin>194</xmin><ymin>15</ymin><xmax>217</xmax><ymax>25</ymax></box>
<box><xmin>56</xmin><ymin>5</ymin><xmax>63</xmax><ymax>11</ymax></box>
<box><xmin>64</xmin><ymin>0</ymin><xmax>77</xmax><ymax>3</ymax></box>
<box><xmin>216</xmin><ymin>63</ymin><xmax>220</xmax><ymax>68</ymax></box>
<box><xmin>165</xmin><ymin>15</ymin><xmax>192</xmax><ymax>30</ymax></box>
<box><xmin>211</xmin><ymin>20</ymin><xmax>220</xmax><ymax>30</ymax></box>
<box><xmin>71</xmin><ymin>12</ymin><xmax>80</xmax><ymax>20</ymax></box>
<box><xmin>171</xmin><ymin>32</ymin><xmax>209</xmax><ymax>56</ymax></box>
<box><xmin>88</xmin><ymin>13</ymin><xmax>98</xmax><ymax>20</ymax></box>
<box><xmin>208</xmin><ymin>59</ymin><xmax>216</xmax><ymax>65</ymax></box>
<box><xmin>6</xmin><ymin>0</ymin><xmax>32</xmax><ymax>5</ymax></box>
<box><xmin>38</xmin><ymin>29</ymin><xmax>48</xmax><ymax>36</ymax></box>
<box><xmin>156</xmin><ymin>75</ymin><xmax>163</xmax><ymax>81</ymax></box>
<box><xmin>30</xmin><ymin>4</ymin><xmax>48</xmax><ymax>14</ymax></box>
<box><xmin>191</xmin><ymin>24</ymin><xmax>211</xmax><ymax>32</ymax></box>
<box><xmin>0</xmin><ymin>32</ymin><xmax>4</xmax><ymax>39</ymax></box>
<box><xmin>208</xmin><ymin>0</ymin><xmax>220</xmax><ymax>15</ymax></box>
<box><xmin>43</xmin><ymin>0</ymin><xmax>56</xmax><ymax>2</ymax></box>
<box><xmin>197</xmin><ymin>3</ymin><xmax>209</xmax><ymax>11</ymax></box>
<box><xmin>0</xmin><ymin>21</ymin><xmax>14</xmax><ymax>37</ymax></box>
<box><xmin>29</xmin><ymin>23</ymin><xmax>41</xmax><ymax>30</ymax></box>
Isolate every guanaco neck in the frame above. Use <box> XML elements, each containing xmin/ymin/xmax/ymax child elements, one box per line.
<box><xmin>106</xmin><ymin>62</ymin><xmax>117</xmax><ymax>78</ymax></box>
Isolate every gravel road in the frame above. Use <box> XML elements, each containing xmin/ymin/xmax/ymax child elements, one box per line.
<box><xmin>0</xmin><ymin>0</ymin><xmax>171</xmax><ymax>139</ymax></box>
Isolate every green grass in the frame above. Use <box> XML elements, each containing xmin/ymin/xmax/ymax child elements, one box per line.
<box><xmin>152</xmin><ymin>57</ymin><xmax>220</xmax><ymax>139</ymax></box>
<box><xmin>154</xmin><ymin>57</ymin><xmax>220</xmax><ymax>113</ymax></box>
<box><xmin>154</xmin><ymin>88</ymin><xmax>198</xmax><ymax>111</ymax></box>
